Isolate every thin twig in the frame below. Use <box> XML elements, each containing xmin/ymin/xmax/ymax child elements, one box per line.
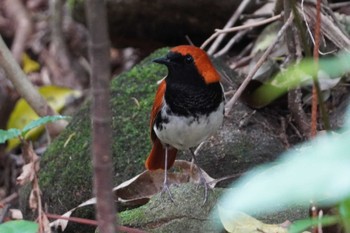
<box><xmin>285</xmin><ymin>0</ymin><xmax>310</xmax><ymax>139</ymax></box>
<box><xmin>47</xmin><ymin>213</ymin><xmax>99</xmax><ymax>226</ymax></box>
<box><xmin>229</xmin><ymin>54</ymin><xmax>254</xmax><ymax>70</ymax></box>
<box><xmin>310</xmin><ymin>203</ymin><xmax>319</xmax><ymax>233</ymax></box>
<box><xmin>0</xmin><ymin>192</ymin><xmax>19</xmax><ymax>208</ymax></box>
<box><xmin>201</xmin><ymin>14</ymin><xmax>282</xmax><ymax>50</ymax></box>
<box><xmin>46</xmin><ymin>213</ymin><xmax>147</xmax><ymax>233</ymax></box>
<box><xmin>50</xmin><ymin>0</ymin><xmax>70</xmax><ymax>66</ymax></box>
<box><xmin>216</xmin><ymin>14</ymin><xmax>283</xmax><ymax>34</ymax></box>
<box><xmin>5</xmin><ymin>0</ymin><xmax>33</xmax><ymax>62</ymax></box>
<box><xmin>288</xmin><ymin>88</ymin><xmax>310</xmax><ymax>138</ymax></box>
<box><xmin>240</xmin><ymin>13</ymin><xmax>274</xmax><ymax>20</ymax></box>
<box><xmin>201</xmin><ymin>33</ymin><xmax>219</xmax><ymax>51</ymax></box>
<box><xmin>208</xmin><ymin>173</ymin><xmax>243</xmax><ymax>186</ymax></box>
<box><xmin>323</xmin><ymin>1</ymin><xmax>350</xmax><ymax>38</ymax></box>
<box><xmin>214</xmin><ymin>30</ymin><xmax>248</xmax><ymax>58</ymax></box>
<box><xmin>311</xmin><ymin>0</ymin><xmax>321</xmax><ymax>137</ymax></box>
<box><xmin>300</xmin><ymin>0</ymin><xmax>346</xmax><ymax>54</ymax></box>
<box><xmin>207</xmin><ymin>0</ymin><xmax>251</xmax><ymax>55</ymax></box>
<box><xmin>185</xmin><ymin>35</ymin><xmax>194</xmax><ymax>46</ymax></box>
<box><xmin>235</xmin><ymin>42</ymin><xmax>254</xmax><ymax>60</ymax></box>
<box><xmin>225</xmin><ymin>13</ymin><xmax>294</xmax><ymax>115</ymax></box>
<box><xmin>296</xmin><ymin>0</ymin><xmax>335</xmax><ymax>131</ymax></box>
<box><xmin>330</xmin><ymin>2</ymin><xmax>350</xmax><ymax>9</ymax></box>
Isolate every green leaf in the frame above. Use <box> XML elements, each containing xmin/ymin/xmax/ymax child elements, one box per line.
<box><xmin>215</xmin><ymin>108</ymin><xmax>350</xmax><ymax>229</ymax></box>
<box><xmin>0</xmin><ymin>220</ymin><xmax>38</xmax><ymax>233</ymax></box>
<box><xmin>22</xmin><ymin>115</ymin><xmax>70</xmax><ymax>136</ymax></box>
<box><xmin>289</xmin><ymin>216</ymin><xmax>340</xmax><ymax>233</ymax></box>
<box><xmin>339</xmin><ymin>198</ymin><xmax>350</xmax><ymax>232</ymax></box>
<box><xmin>0</xmin><ymin>128</ymin><xmax>21</xmax><ymax>144</ymax></box>
<box><xmin>251</xmin><ymin>51</ymin><xmax>350</xmax><ymax>107</ymax></box>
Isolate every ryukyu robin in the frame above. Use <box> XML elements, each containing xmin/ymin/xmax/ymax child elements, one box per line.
<box><xmin>145</xmin><ymin>45</ymin><xmax>225</xmax><ymax>202</ymax></box>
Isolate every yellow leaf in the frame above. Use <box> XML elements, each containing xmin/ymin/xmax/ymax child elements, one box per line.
<box><xmin>6</xmin><ymin>86</ymin><xmax>82</xmax><ymax>151</ymax></box>
<box><xmin>22</xmin><ymin>53</ymin><xmax>40</xmax><ymax>74</ymax></box>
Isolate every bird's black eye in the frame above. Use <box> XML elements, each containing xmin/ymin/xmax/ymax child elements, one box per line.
<box><xmin>184</xmin><ymin>55</ymin><xmax>193</xmax><ymax>64</ymax></box>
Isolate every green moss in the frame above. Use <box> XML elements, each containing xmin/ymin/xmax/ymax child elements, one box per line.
<box><xmin>119</xmin><ymin>205</ymin><xmax>147</xmax><ymax>226</ymax></box>
<box><xmin>38</xmin><ymin>48</ymin><xmax>170</xmax><ymax>224</ymax></box>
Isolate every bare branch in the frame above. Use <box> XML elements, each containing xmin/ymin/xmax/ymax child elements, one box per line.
<box><xmin>206</xmin><ymin>0</ymin><xmax>250</xmax><ymax>55</ymax></box>
<box><xmin>201</xmin><ymin>14</ymin><xmax>282</xmax><ymax>51</ymax></box>
<box><xmin>215</xmin><ymin>14</ymin><xmax>283</xmax><ymax>34</ymax></box>
<box><xmin>225</xmin><ymin>13</ymin><xmax>294</xmax><ymax>115</ymax></box>
<box><xmin>311</xmin><ymin>0</ymin><xmax>322</xmax><ymax>137</ymax></box>
<box><xmin>5</xmin><ymin>0</ymin><xmax>33</xmax><ymax>62</ymax></box>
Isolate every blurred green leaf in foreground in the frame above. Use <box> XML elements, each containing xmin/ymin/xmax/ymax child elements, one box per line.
<box><xmin>216</xmin><ymin>51</ymin><xmax>350</xmax><ymax>232</ymax></box>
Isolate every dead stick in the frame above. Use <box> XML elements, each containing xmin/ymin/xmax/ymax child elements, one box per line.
<box><xmin>207</xmin><ymin>0</ymin><xmax>251</xmax><ymax>55</ymax></box>
<box><xmin>0</xmin><ymin>192</ymin><xmax>19</xmax><ymax>207</ymax></box>
<box><xmin>216</xmin><ymin>14</ymin><xmax>282</xmax><ymax>34</ymax></box>
<box><xmin>5</xmin><ymin>0</ymin><xmax>32</xmax><ymax>62</ymax></box>
<box><xmin>46</xmin><ymin>213</ymin><xmax>147</xmax><ymax>233</ymax></box>
<box><xmin>225</xmin><ymin>13</ymin><xmax>294</xmax><ymax>115</ymax></box>
<box><xmin>201</xmin><ymin>14</ymin><xmax>282</xmax><ymax>51</ymax></box>
<box><xmin>311</xmin><ymin>0</ymin><xmax>321</xmax><ymax>137</ymax></box>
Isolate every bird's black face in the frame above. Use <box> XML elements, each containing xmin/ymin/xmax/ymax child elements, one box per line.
<box><xmin>153</xmin><ymin>51</ymin><xmax>205</xmax><ymax>86</ymax></box>
<box><xmin>153</xmin><ymin>51</ymin><xmax>194</xmax><ymax>66</ymax></box>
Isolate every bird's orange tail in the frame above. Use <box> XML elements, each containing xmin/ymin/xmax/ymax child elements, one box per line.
<box><xmin>145</xmin><ymin>138</ymin><xmax>177</xmax><ymax>170</ymax></box>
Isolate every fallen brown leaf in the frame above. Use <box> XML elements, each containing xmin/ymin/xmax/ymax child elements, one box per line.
<box><xmin>40</xmin><ymin>213</ymin><xmax>51</xmax><ymax>233</ymax></box>
<box><xmin>29</xmin><ymin>189</ymin><xmax>38</xmax><ymax>210</ymax></box>
<box><xmin>16</xmin><ymin>162</ymin><xmax>35</xmax><ymax>186</ymax></box>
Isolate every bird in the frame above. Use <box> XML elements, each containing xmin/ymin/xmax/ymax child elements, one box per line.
<box><xmin>145</xmin><ymin>45</ymin><xmax>225</xmax><ymax>201</ymax></box>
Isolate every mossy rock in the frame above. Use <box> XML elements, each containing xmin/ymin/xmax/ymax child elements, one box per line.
<box><xmin>38</xmin><ymin>48</ymin><xmax>169</xmax><ymax>223</ymax></box>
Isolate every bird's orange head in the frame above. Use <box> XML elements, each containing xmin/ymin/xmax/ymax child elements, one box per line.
<box><xmin>153</xmin><ymin>45</ymin><xmax>221</xmax><ymax>85</ymax></box>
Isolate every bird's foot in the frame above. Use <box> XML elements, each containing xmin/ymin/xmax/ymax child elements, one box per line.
<box><xmin>197</xmin><ymin>173</ymin><xmax>210</xmax><ymax>205</ymax></box>
<box><xmin>160</xmin><ymin>180</ymin><xmax>175</xmax><ymax>203</ymax></box>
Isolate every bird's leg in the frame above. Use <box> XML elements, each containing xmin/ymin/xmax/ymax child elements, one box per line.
<box><xmin>161</xmin><ymin>146</ymin><xmax>175</xmax><ymax>202</ymax></box>
<box><xmin>189</xmin><ymin>148</ymin><xmax>209</xmax><ymax>204</ymax></box>
<box><xmin>189</xmin><ymin>141</ymin><xmax>205</xmax><ymax>177</ymax></box>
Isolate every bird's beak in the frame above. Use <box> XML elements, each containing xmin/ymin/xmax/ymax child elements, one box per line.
<box><xmin>153</xmin><ymin>56</ymin><xmax>170</xmax><ymax>65</ymax></box>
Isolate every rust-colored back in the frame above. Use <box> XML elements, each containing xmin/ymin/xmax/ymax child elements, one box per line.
<box><xmin>146</xmin><ymin>79</ymin><xmax>178</xmax><ymax>170</ymax></box>
<box><xmin>150</xmin><ymin>80</ymin><xmax>165</xmax><ymax>141</ymax></box>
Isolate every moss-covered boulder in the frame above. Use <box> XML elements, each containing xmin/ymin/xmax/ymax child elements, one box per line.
<box><xmin>39</xmin><ymin>48</ymin><xmax>169</xmax><ymax>218</ymax></box>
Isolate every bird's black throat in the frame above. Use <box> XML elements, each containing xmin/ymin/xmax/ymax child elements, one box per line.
<box><xmin>164</xmin><ymin>74</ymin><xmax>223</xmax><ymax>118</ymax></box>
<box><xmin>157</xmin><ymin>50</ymin><xmax>224</xmax><ymax>118</ymax></box>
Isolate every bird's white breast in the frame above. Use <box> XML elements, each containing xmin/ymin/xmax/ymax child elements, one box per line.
<box><xmin>154</xmin><ymin>101</ymin><xmax>224</xmax><ymax>150</ymax></box>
